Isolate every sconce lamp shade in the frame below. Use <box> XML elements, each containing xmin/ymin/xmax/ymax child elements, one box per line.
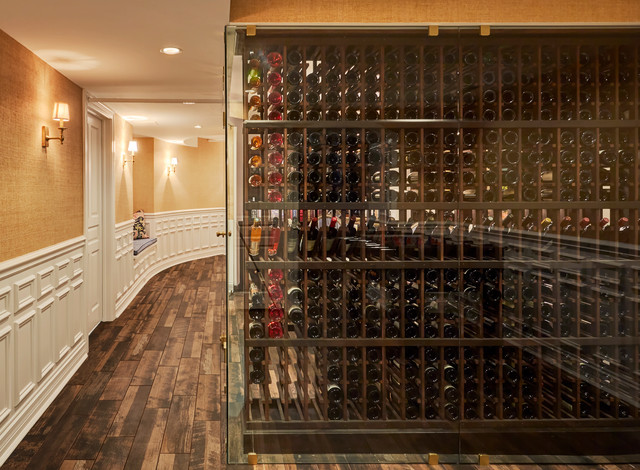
<box><xmin>171</xmin><ymin>157</ymin><xmax>178</xmax><ymax>165</ymax></box>
<box><xmin>53</xmin><ymin>102</ymin><xmax>70</xmax><ymax>122</ymax></box>
<box><xmin>128</xmin><ymin>140</ymin><xmax>138</xmax><ymax>153</ymax></box>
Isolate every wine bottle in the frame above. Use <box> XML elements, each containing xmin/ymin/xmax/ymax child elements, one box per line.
<box><xmin>249</xmin><ymin>321</ymin><xmax>264</xmax><ymax>339</ymax></box>
<box><xmin>300</xmin><ymin>218</ymin><xmax>318</xmax><ymax>260</ymax></box>
<box><xmin>325</xmin><ymin>216</ymin><xmax>340</xmax><ymax>258</ymax></box>
<box><xmin>249</xmin><ymin>365</ymin><xmax>265</xmax><ymax>384</ymax></box>
<box><xmin>267</xmin><ymin>218</ymin><xmax>281</xmax><ymax>257</ymax></box>
<box><xmin>248</xmin><ymin>219</ymin><xmax>262</xmax><ymax>257</ymax></box>
<box><xmin>342</xmin><ymin>215</ymin><xmax>358</xmax><ymax>259</ymax></box>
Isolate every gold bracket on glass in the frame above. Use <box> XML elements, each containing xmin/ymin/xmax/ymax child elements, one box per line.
<box><xmin>428</xmin><ymin>25</ymin><xmax>439</xmax><ymax>37</ymax></box>
<box><xmin>478</xmin><ymin>454</ymin><xmax>490</xmax><ymax>466</ymax></box>
<box><xmin>220</xmin><ymin>334</ymin><xmax>227</xmax><ymax>363</ymax></box>
<box><xmin>248</xmin><ymin>452</ymin><xmax>258</xmax><ymax>465</ymax></box>
<box><xmin>480</xmin><ymin>25</ymin><xmax>491</xmax><ymax>36</ymax></box>
<box><xmin>427</xmin><ymin>453</ymin><xmax>439</xmax><ymax>465</ymax></box>
<box><xmin>246</xmin><ymin>25</ymin><xmax>257</xmax><ymax>37</ymax></box>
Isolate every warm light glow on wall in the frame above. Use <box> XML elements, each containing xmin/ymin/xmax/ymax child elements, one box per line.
<box><xmin>167</xmin><ymin>157</ymin><xmax>178</xmax><ymax>175</ymax></box>
<box><xmin>123</xmin><ymin>140</ymin><xmax>137</xmax><ymax>167</ymax></box>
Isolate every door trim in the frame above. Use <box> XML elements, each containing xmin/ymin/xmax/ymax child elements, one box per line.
<box><xmin>85</xmin><ymin>97</ymin><xmax>116</xmax><ymax>325</ymax></box>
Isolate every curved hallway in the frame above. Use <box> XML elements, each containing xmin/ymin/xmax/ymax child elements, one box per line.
<box><xmin>2</xmin><ymin>257</ymin><xmax>226</xmax><ymax>470</ymax></box>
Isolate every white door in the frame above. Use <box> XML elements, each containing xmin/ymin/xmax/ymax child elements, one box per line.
<box><xmin>86</xmin><ymin>114</ymin><xmax>103</xmax><ymax>332</ymax></box>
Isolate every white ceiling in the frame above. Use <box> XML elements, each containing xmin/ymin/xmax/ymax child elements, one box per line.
<box><xmin>0</xmin><ymin>0</ymin><xmax>230</xmax><ymax>145</ymax></box>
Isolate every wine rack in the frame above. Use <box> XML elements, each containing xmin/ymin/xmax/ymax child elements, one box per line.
<box><xmin>235</xmin><ymin>28</ymin><xmax>640</xmax><ymax>460</ymax></box>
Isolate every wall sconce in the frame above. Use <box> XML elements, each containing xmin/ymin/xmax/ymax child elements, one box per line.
<box><xmin>123</xmin><ymin>140</ymin><xmax>137</xmax><ymax>167</ymax></box>
<box><xmin>167</xmin><ymin>157</ymin><xmax>178</xmax><ymax>175</ymax></box>
<box><xmin>42</xmin><ymin>102</ymin><xmax>70</xmax><ymax>147</ymax></box>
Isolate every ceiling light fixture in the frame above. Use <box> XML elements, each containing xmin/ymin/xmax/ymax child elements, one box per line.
<box><xmin>160</xmin><ymin>47</ymin><xmax>182</xmax><ymax>55</ymax></box>
<box><xmin>182</xmin><ymin>101</ymin><xmax>195</xmax><ymax>105</ymax></box>
<box><xmin>194</xmin><ymin>125</ymin><xmax>202</xmax><ymax>129</ymax></box>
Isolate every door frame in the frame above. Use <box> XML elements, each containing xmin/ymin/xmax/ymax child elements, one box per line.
<box><xmin>84</xmin><ymin>96</ymin><xmax>116</xmax><ymax>326</ymax></box>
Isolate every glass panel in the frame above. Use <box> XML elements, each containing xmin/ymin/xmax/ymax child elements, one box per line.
<box><xmin>225</xmin><ymin>25</ymin><xmax>640</xmax><ymax>465</ymax></box>
<box><xmin>457</xmin><ymin>31</ymin><xmax>640</xmax><ymax>463</ymax></box>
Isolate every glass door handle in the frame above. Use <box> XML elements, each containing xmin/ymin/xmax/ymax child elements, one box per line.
<box><xmin>220</xmin><ymin>334</ymin><xmax>227</xmax><ymax>362</ymax></box>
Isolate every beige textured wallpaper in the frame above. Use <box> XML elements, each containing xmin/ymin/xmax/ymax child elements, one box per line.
<box><xmin>154</xmin><ymin>139</ymin><xmax>225</xmax><ymax>213</ymax></box>
<box><xmin>132</xmin><ymin>137</ymin><xmax>155</xmax><ymax>214</ymax></box>
<box><xmin>0</xmin><ymin>29</ymin><xmax>84</xmax><ymax>263</ymax></box>
<box><xmin>114</xmin><ymin>115</ymin><xmax>133</xmax><ymax>223</ymax></box>
<box><xmin>230</xmin><ymin>0</ymin><xmax>640</xmax><ymax>23</ymax></box>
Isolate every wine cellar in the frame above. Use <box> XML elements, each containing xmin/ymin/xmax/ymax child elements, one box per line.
<box><xmin>231</xmin><ymin>27</ymin><xmax>640</xmax><ymax>462</ymax></box>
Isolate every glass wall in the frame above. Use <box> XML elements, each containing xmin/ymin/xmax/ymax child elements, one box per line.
<box><xmin>225</xmin><ymin>25</ymin><xmax>640</xmax><ymax>464</ymax></box>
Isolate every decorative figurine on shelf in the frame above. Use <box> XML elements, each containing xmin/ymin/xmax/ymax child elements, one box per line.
<box><xmin>133</xmin><ymin>210</ymin><xmax>149</xmax><ymax>239</ymax></box>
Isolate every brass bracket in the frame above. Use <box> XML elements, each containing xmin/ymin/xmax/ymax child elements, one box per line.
<box><xmin>427</xmin><ymin>453</ymin><xmax>439</xmax><ymax>465</ymax></box>
<box><xmin>478</xmin><ymin>454</ymin><xmax>490</xmax><ymax>466</ymax></box>
<box><xmin>480</xmin><ymin>25</ymin><xmax>491</xmax><ymax>36</ymax></box>
<box><xmin>246</xmin><ymin>25</ymin><xmax>256</xmax><ymax>37</ymax></box>
<box><xmin>428</xmin><ymin>25</ymin><xmax>439</xmax><ymax>37</ymax></box>
<box><xmin>42</xmin><ymin>125</ymin><xmax>66</xmax><ymax>147</ymax></box>
<box><xmin>220</xmin><ymin>334</ymin><xmax>227</xmax><ymax>363</ymax></box>
<box><xmin>248</xmin><ymin>452</ymin><xmax>258</xmax><ymax>465</ymax></box>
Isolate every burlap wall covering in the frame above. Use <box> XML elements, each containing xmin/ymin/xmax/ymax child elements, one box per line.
<box><xmin>230</xmin><ymin>0</ymin><xmax>640</xmax><ymax>23</ymax></box>
<box><xmin>0</xmin><ymin>29</ymin><xmax>83</xmax><ymax>262</ymax></box>
<box><xmin>153</xmin><ymin>138</ymin><xmax>225</xmax><ymax>213</ymax></box>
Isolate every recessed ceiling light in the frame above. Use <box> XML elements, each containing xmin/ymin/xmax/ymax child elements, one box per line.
<box><xmin>182</xmin><ymin>101</ymin><xmax>195</xmax><ymax>105</ymax></box>
<box><xmin>194</xmin><ymin>125</ymin><xmax>202</xmax><ymax>129</ymax></box>
<box><xmin>123</xmin><ymin>115</ymin><xmax>148</xmax><ymax>122</ymax></box>
<box><xmin>160</xmin><ymin>47</ymin><xmax>182</xmax><ymax>55</ymax></box>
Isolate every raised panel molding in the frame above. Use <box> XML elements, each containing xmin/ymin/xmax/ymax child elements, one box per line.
<box><xmin>55</xmin><ymin>288</ymin><xmax>71</xmax><ymax>360</ymax></box>
<box><xmin>0</xmin><ymin>287</ymin><xmax>10</xmax><ymax>325</ymax></box>
<box><xmin>70</xmin><ymin>280</ymin><xmax>84</xmax><ymax>345</ymax></box>
<box><xmin>13</xmin><ymin>276</ymin><xmax>36</xmax><ymax>313</ymax></box>
<box><xmin>0</xmin><ymin>236</ymin><xmax>86</xmax><ymax>466</ymax></box>
<box><xmin>114</xmin><ymin>208</ymin><xmax>225</xmax><ymax>319</ymax></box>
<box><xmin>71</xmin><ymin>254</ymin><xmax>83</xmax><ymax>280</ymax></box>
<box><xmin>36</xmin><ymin>298</ymin><xmax>55</xmax><ymax>381</ymax></box>
<box><xmin>36</xmin><ymin>267</ymin><xmax>55</xmax><ymax>300</ymax></box>
<box><xmin>0</xmin><ymin>326</ymin><xmax>11</xmax><ymax>426</ymax></box>
<box><xmin>14</xmin><ymin>310</ymin><xmax>36</xmax><ymax>405</ymax></box>
<box><xmin>56</xmin><ymin>260</ymin><xmax>70</xmax><ymax>288</ymax></box>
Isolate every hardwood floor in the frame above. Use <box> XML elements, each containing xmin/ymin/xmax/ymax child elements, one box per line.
<box><xmin>2</xmin><ymin>257</ymin><xmax>224</xmax><ymax>470</ymax></box>
<box><xmin>2</xmin><ymin>256</ymin><xmax>637</xmax><ymax>470</ymax></box>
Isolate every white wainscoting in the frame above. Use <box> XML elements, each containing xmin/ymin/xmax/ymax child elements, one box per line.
<box><xmin>114</xmin><ymin>208</ymin><xmax>225</xmax><ymax>319</ymax></box>
<box><xmin>0</xmin><ymin>237</ymin><xmax>87</xmax><ymax>465</ymax></box>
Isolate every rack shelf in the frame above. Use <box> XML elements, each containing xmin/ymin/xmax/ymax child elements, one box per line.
<box><xmin>235</xmin><ymin>28</ymin><xmax>640</xmax><ymax>460</ymax></box>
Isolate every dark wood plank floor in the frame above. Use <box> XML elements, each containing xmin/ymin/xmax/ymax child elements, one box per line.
<box><xmin>2</xmin><ymin>256</ymin><xmax>637</xmax><ymax>470</ymax></box>
<box><xmin>3</xmin><ymin>257</ymin><xmax>224</xmax><ymax>470</ymax></box>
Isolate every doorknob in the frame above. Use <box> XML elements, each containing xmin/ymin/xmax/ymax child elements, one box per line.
<box><xmin>216</xmin><ymin>231</ymin><xmax>232</xmax><ymax>237</ymax></box>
